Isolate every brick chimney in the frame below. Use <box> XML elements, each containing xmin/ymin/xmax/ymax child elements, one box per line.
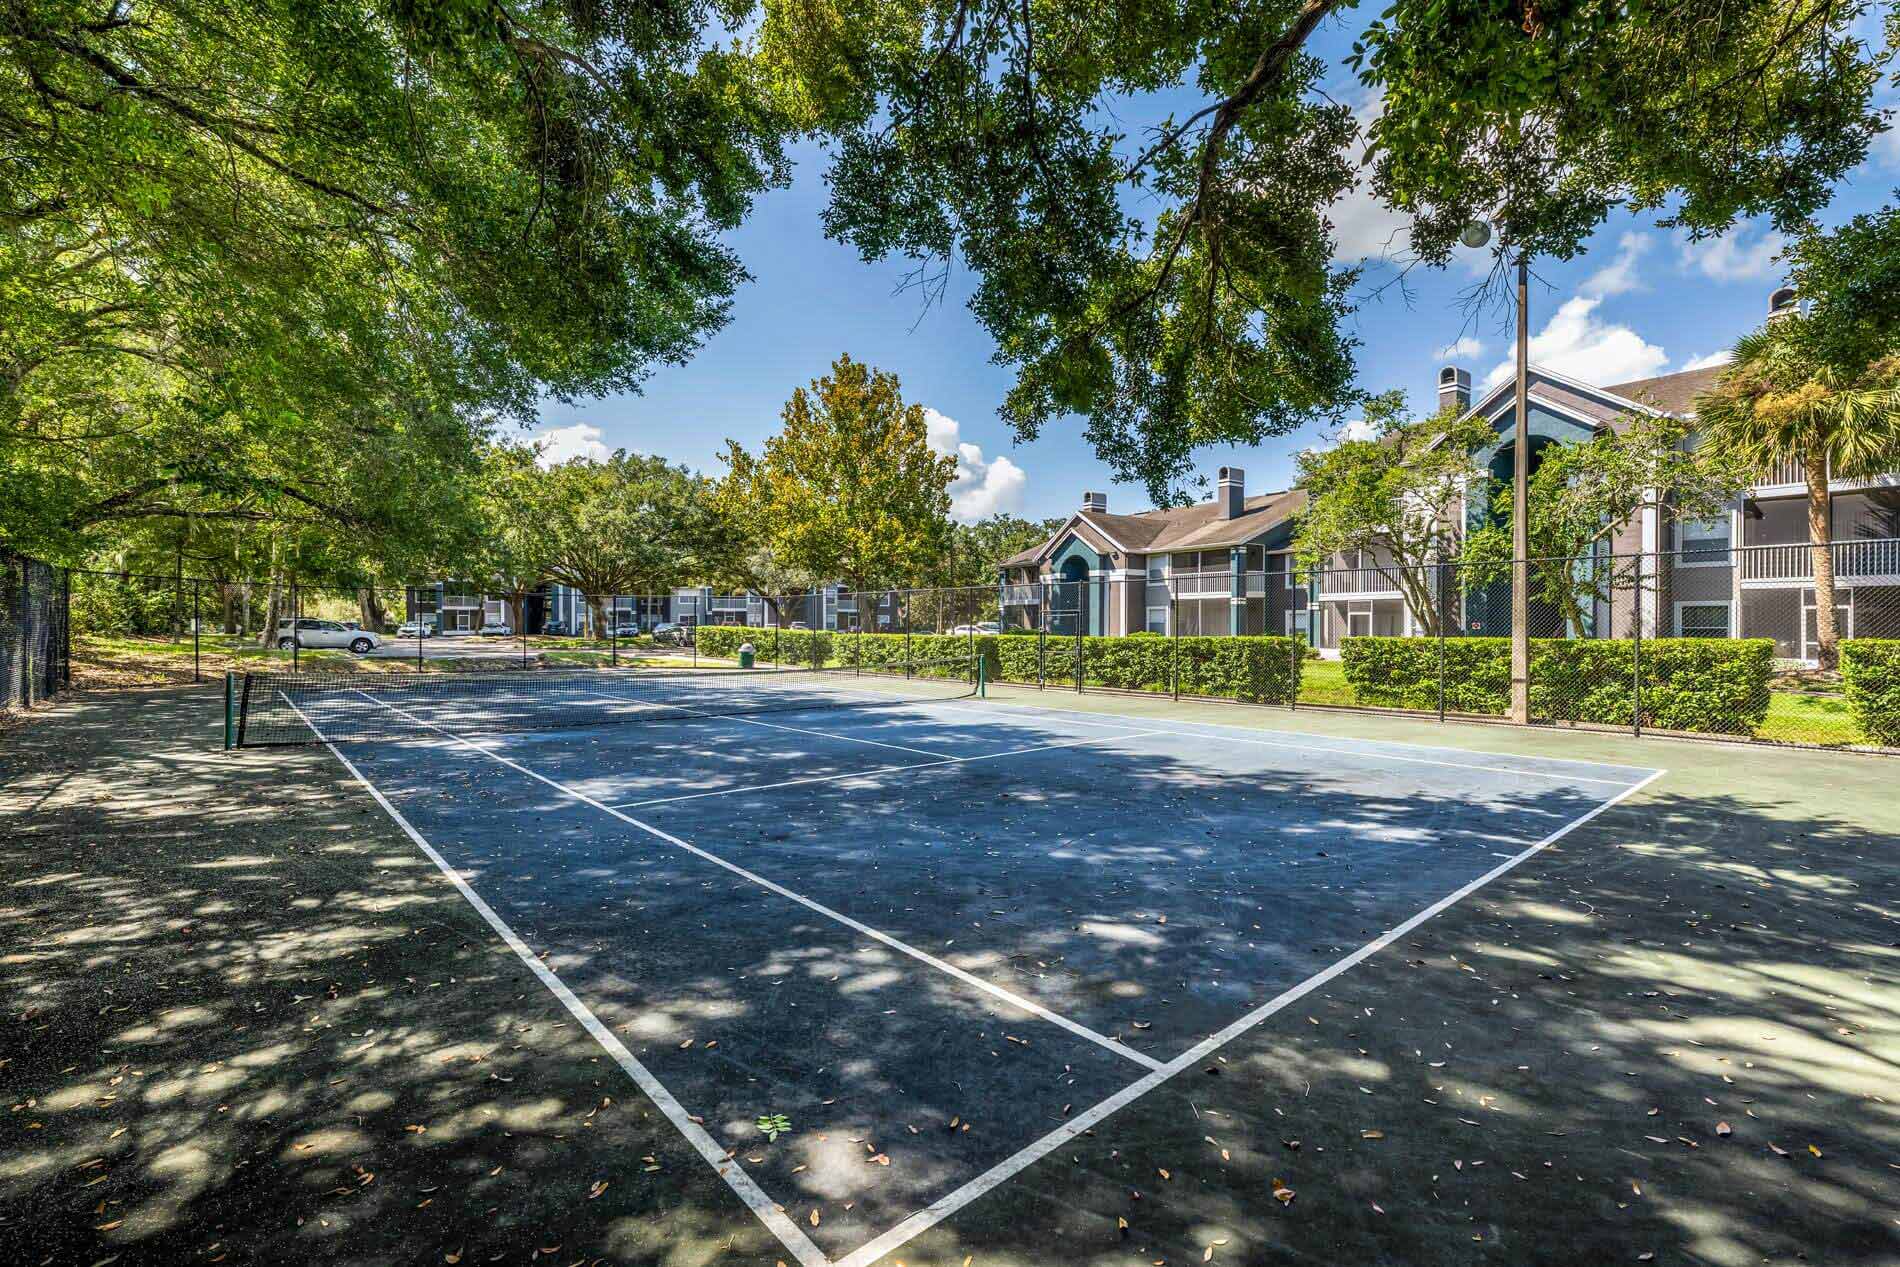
<box><xmin>1081</xmin><ymin>491</ymin><xmax>1107</xmax><ymax>513</ymax></box>
<box><xmin>1438</xmin><ymin>365</ymin><xmax>1471</xmax><ymax>415</ymax></box>
<box><xmin>1217</xmin><ymin>466</ymin><xmax>1244</xmax><ymax>519</ymax></box>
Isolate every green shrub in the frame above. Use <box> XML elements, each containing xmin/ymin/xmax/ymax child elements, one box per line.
<box><xmin>992</xmin><ymin>633</ymin><xmax>1302</xmax><ymax>704</ymax></box>
<box><xmin>693</xmin><ymin>625</ymin><xmax>1302</xmax><ymax>704</ymax></box>
<box><xmin>691</xmin><ymin>625</ymin><xmax>998</xmax><ymax>681</ymax></box>
<box><xmin>1841</xmin><ymin>639</ymin><xmax>1900</xmax><ymax>746</ymax></box>
<box><xmin>1340</xmin><ymin>636</ymin><xmax>1774</xmax><ymax>735</ymax></box>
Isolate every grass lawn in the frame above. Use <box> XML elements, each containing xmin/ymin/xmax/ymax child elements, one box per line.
<box><xmin>1756</xmin><ymin>687</ymin><xmax>1864</xmax><ymax>746</ymax></box>
<box><xmin>1293</xmin><ymin>654</ymin><xmax>1871</xmax><ymax>746</ymax></box>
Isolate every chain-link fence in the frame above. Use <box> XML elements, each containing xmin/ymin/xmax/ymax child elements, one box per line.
<box><xmin>2</xmin><ymin>552</ymin><xmax>70</xmax><ymax>712</ymax></box>
<box><xmin>53</xmin><ymin>544</ymin><xmax>1900</xmax><ymax>751</ymax></box>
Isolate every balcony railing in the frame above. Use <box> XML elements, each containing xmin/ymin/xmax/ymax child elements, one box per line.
<box><xmin>1737</xmin><ymin>537</ymin><xmax>1900</xmax><ymax>584</ymax></box>
<box><xmin>1312</xmin><ymin>566</ymin><xmax>1404</xmax><ymax>597</ymax></box>
<box><xmin>1000</xmin><ymin>583</ymin><xmax>1041</xmax><ymax>605</ymax></box>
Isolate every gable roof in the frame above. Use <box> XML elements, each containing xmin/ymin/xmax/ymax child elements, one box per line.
<box><xmin>1001</xmin><ymin>488</ymin><xmax>1308</xmax><ymax>569</ymax></box>
<box><xmin>1601</xmin><ymin>363</ymin><xmax>1729</xmax><ymax>416</ymax></box>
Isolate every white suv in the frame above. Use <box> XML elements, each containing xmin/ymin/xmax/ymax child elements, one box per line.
<box><xmin>276</xmin><ymin>619</ymin><xmax>381</xmax><ymax>654</ymax></box>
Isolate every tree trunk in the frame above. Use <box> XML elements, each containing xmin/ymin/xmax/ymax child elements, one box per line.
<box><xmin>360</xmin><ymin>589</ymin><xmax>385</xmax><ymax>632</ymax></box>
<box><xmin>222</xmin><ymin>583</ymin><xmax>236</xmax><ymax>635</ymax></box>
<box><xmin>259</xmin><ymin>577</ymin><xmax>283</xmax><ymax>647</ymax></box>
<box><xmin>1806</xmin><ymin>448</ymin><xmax>1839</xmax><ymax>669</ymax></box>
<box><xmin>587</xmin><ymin>594</ymin><xmax>607</xmax><ymax>639</ymax></box>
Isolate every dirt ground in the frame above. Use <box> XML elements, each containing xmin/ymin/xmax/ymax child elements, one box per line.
<box><xmin>3</xmin><ymin>681</ymin><xmax>1895</xmax><ymax>1266</ymax></box>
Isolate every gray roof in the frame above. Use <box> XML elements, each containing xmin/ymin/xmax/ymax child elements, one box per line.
<box><xmin>1002</xmin><ymin>488</ymin><xmax>1307</xmax><ymax>569</ymax></box>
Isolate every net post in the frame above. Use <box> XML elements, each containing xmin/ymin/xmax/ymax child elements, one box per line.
<box><xmin>235</xmin><ymin>673</ymin><xmax>253</xmax><ymax>748</ymax></box>
<box><xmin>1037</xmin><ymin>582</ymin><xmax>1046</xmax><ymax>689</ymax></box>
<box><xmin>977</xmin><ymin>651</ymin><xmax>986</xmax><ymax>698</ymax></box>
<box><xmin>1170</xmin><ymin>586</ymin><xmax>1179</xmax><ymax>701</ymax></box>
<box><xmin>192</xmin><ymin>578</ymin><xmax>202</xmax><ymax>683</ymax></box>
<box><xmin>1437</xmin><ymin>562</ymin><xmax>1448</xmax><ymax>723</ymax></box>
<box><xmin>1631</xmin><ymin>552</ymin><xmax>1643</xmax><ymax>739</ymax></box>
<box><xmin>905</xmin><ymin>592</ymin><xmax>912</xmax><ymax>679</ymax></box>
<box><xmin>611</xmin><ymin>595</ymin><xmax>619</xmax><ymax>666</ymax></box>
<box><xmin>223</xmin><ymin>671</ymin><xmax>235</xmax><ymax>750</ymax></box>
<box><xmin>1075</xmin><ymin>580</ymin><xmax>1084</xmax><ymax>694</ymax></box>
<box><xmin>290</xmin><ymin>579</ymin><xmax>299</xmax><ymax>672</ymax></box>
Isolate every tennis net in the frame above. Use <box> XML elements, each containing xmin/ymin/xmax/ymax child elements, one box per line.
<box><xmin>231</xmin><ymin>657</ymin><xmax>979</xmax><ymax>747</ymax></box>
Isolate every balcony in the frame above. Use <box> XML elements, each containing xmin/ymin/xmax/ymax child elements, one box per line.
<box><xmin>1000</xmin><ymin>583</ymin><xmax>1041</xmax><ymax>606</ymax></box>
<box><xmin>1750</xmin><ymin>456</ymin><xmax>1900</xmax><ymax>494</ymax></box>
<box><xmin>1736</xmin><ymin>537</ymin><xmax>1900</xmax><ymax>586</ymax></box>
<box><xmin>707</xmin><ymin>595</ymin><xmax>749</xmax><ymax>611</ymax></box>
<box><xmin>1312</xmin><ymin>566</ymin><xmax>1404</xmax><ymax>599</ymax></box>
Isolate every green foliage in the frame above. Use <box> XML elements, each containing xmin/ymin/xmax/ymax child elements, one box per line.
<box><xmin>716</xmin><ymin>356</ymin><xmax>956</xmax><ymax>596</ymax></box>
<box><xmin>1839</xmin><ymin>640</ymin><xmax>1900</xmax><ymax>747</ymax></box>
<box><xmin>932</xmin><ymin>515</ymin><xmax>1070</xmax><ymax>589</ymax></box>
<box><xmin>1464</xmin><ymin>411</ymin><xmax>1750</xmax><ymax>634</ymax></box>
<box><xmin>1694</xmin><ymin>317</ymin><xmax>1900</xmax><ymax>666</ymax></box>
<box><xmin>693</xmin><ymin>625</ymin><xmax>990</xmax><ymax>678</ymax></box>
<box><xmin>991</xmin><ymin>635</ymin><xmax>1303</xmax><ymax>704</ymax></box>
<box><xmin>2</xmin><ymin>0</ymin><xmax>792</xmax><ymax>566</ymax></box>
<box><xmin>1340</xmin><ymin>637</ymin><xmax>1774</xmax><ymax>734</ymax></box>
<box><xmin>755</xmin><ymin>1113</ymin><xmax>792</xmax><ymax>1141</ymax></box>
<box><xmin>762</xmin><ymin>0</ymin><xmax>1887</xmax><ymax>499</ymax></box>
<box><xmin>1353</xmin><ymin>0</ymin><xmax>1886</xmax><ymax>264</ymax></box>
<box><xmin>1784</xmin><ymin>206</ymin><xmax>1900</xmax><ymax>374</ymax></box>
<box><xmin>1294</xmin><ymin>394</ymin><xmax>1493</xmax><ymax>633</ymax></box>
<box><xmin>534</xmin><ymin>452</ymin><xmax>710</xmax><ymax>633</ymax></box>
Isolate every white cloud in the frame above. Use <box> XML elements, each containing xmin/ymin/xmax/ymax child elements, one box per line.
<box><xmin>1482</xmin><ymin>296</ymin><xmax>1669</xmax><ymax>388</ymax></box>
<box><xmin>1579</xmin><ymin>232</ymin><xmax>1651</xmax><ymax>298</ymax></box>
<box><xmin>1678</xmin><ymin>349</ymin><xmax>1734</xmax><ymax>373</ymax></box>
<box><xmin>1435</xmin><ymin>335</ymin><xmax>1484</xmax><ymax>360</ymax></box>
<box><xmin>923</xmin><ymin>407</ymin><xmax>1027</xmax><ymax>522</ymax></box>
<box><xmin>1328</xmin><ymin>94</ymin><xmax>1415</xmax><ymax>265</ymax></box>
<box><xmin>528</xmin><ymin>421</ymin><xmax>611</xmax><ymax>467</ymax></box>
<box><xmin>1681</xmin><ymin>226</ymin><xmax>1786</xmax><ymax>285</ymax></box>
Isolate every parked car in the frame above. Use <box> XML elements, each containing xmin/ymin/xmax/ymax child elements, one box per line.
<box><xmin>542</xmin><ymin>619</ymin><xmax>568</xmax><ymax>637</ymax></box>
<box><xmin>950</xmin><ymin>622</ymin><xmax>1001</xmax><ymax>636</ymax></box>
<box><xmin>396</xmin><ymin>620</ymin><xmax>434</xmax><ymax>639</ymax></box>
<box><xmin>651</xmin><ymin>622</ymin><xmax>692</xmax><ymax>646</ymax></box>
<box><xmin>611</xmin><ymin>622</ymin><xmax>641</xmax><ymax>638</ymax></box>
<box><xmin>787</xmin><ymin>621</ymin><xmax>811</xmax><ymax>630</ymax></box>
<box><xmin>477</xmin><ymin>623</ymin><xmax>513</xmax><ymax>637</ymax></box>
<box><xmin>275</xmin><ymin>619</ymin><xmax>381</xmax><ymax>655</ymax></box>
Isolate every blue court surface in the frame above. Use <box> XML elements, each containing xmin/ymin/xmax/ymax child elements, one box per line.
<box><xmin>309</xmin><ymin>689</ymin><xmax>1661</xmax><ymax>1267</ymax></box>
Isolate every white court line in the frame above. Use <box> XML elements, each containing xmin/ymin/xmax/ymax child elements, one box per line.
<box><xmin>906</xmin><ymin>696</ymin><xmax>1653</xmax><ymax>787</ymax></box>
<box><xmin>609</xmin><ymin>729</ymin><xmax>1166</xmax><ymax>809</ymax></box>
<box><xmin>830</xmin><ymin>764</ymin><xmax>1670</xmax><ymax>1267</ymax></box>
<box><xmin>346</xmin><ymin>687</ymin><xmax>1165</xmax><ymax>1075</ymax></box>
<box><xmin>279</xmin><ymin>694</ymin><xmax>833</xmax><ymax>1267</ymax></box>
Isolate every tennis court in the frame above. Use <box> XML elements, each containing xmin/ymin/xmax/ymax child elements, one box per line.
<box><xmin>229</xmin><ymin>660</ymin><xmax>1663</xmax><ymax>1266</ymax></box>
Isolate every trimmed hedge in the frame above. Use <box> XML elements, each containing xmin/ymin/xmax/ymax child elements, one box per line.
<box><xmin>1841</xmin><ymin>639</ymin><xmax>1900</xmax><ymax>747</ymax></box>
<box><xmin>1340</xmin><ymin>636</ymin><xmax>1774</xmax><ymax>735</ymax></box>
<box><xmin>691</xmin><ymin>626</ymin><xmax>997</xmax><ymax>681</ymax></box>
<box><xmin>994</xmin><ymin>633</ymin><xmax>1303</xmax><ymax>704</ymax></box>
<box><xmin>692</xmin><ymin>625</ymin><xmax>1303</xmax><ymax>705</ymax></box>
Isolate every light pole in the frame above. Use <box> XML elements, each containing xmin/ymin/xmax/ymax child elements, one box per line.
<box><xmin>1510</xmin><ymin>252</ymin><xmax>1530</xmax><ymax>724</ymax></box>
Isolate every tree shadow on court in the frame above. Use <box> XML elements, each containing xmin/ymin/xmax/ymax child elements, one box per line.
<box><xmin>4</xmin><ymin>686</ymin><xmax>1896</xmax><ymax>1266</ymax></box>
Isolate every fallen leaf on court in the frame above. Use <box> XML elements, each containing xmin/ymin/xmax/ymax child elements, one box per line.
<box><xmin>444</xmin><ymin>1250</ymin><xmax>461</xmax><ymax>1264</ymax></box>
<box><xmin>405</xmin><ymin>1124</ymin><xmax>426</xmax><ymax>1134</ymax></box>
<box><xmin>1769</xmin><ymin>1143</ymin><xmax>1789</xmax><ymax>1156</ymax></box>
<box><xmin>588</xmin><ymin>1181</ymin><xmax>608</xmax><ymax>1199</ymax></box>
<box><xmin>1361</xmin><ymin>1129</ymin><xmax>1384</xmax><ymax>1140</ymax></box>
<box><xmin>1809</xmin><ymin>1145</ymin><xmax>1823</xmax><ymax>1158</ymax></box>
<box><xmin>1716</xmin><ymin>1122</ymin><xmax>1732</xmax><ymax>1137</ymax></box>
<box><xmin>1271</xmin><ymin>1181</ymin><xmax>1295</xmax><ymax>1205</ymax></box>
<box><xmin>809</xmin><ymin>1209</ymin><xmax>820</xmax><ymax>1227</ymax></box>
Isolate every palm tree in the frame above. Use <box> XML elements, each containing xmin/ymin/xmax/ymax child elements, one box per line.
<box><xmin>1695</xmin><ymin>322</ymin><xmax>1900</xmax><ymax>669</ymax></box>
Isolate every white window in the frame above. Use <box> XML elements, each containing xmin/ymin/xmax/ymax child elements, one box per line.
<box><xmin>1145</xmin><ymin>606</ymin><xmax>1169</xmax><ymax>635</ymax></box>
<box><xmin>1145</xmin><ymin>555</ymin><xmax>1166</xmax><ymax>581</ymax></box>
<box><xmin>1679</xmin><ymin>516</ymin><xmax>1731</xmax><ymax>566</ymax></box>
<box><xmin>1676</xmin><ymin>603</ymin><xmax>1731</xmax><ymax>638</ymax></box>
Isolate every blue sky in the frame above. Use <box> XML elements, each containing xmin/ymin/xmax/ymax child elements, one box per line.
<box><xmin>529</xmin><ymin>23</ymin><xmax>1899</xmax><ymax>524</ymax></box>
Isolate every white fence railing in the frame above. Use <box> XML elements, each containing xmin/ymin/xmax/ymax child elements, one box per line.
<box><xmin>1737</xmin><ymin>537</ymin><xmax>1900</xmax><ymax>583</ymax></box>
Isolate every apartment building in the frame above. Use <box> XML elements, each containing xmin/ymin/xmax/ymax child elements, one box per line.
<box><xmin>999</xmin><ymin>290</ymin><xmax>1900</xmax><ymax>663</ymax></box>
<box><xmin>405</xmin><ymin>581</ymin><xmax>897</xmax><ymax>635</ymax></box>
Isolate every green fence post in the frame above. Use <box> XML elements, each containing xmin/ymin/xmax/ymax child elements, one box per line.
<box><xmin>223</xmin><ymin>671</ymin><xmax>236</xmax><ymax>750</ymax></box>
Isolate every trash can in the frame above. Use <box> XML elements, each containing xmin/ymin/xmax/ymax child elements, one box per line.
<box><xmin>738</xmin><ymin>641</ymin><xmax>755</xmax><ymax>669</ymax></box>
